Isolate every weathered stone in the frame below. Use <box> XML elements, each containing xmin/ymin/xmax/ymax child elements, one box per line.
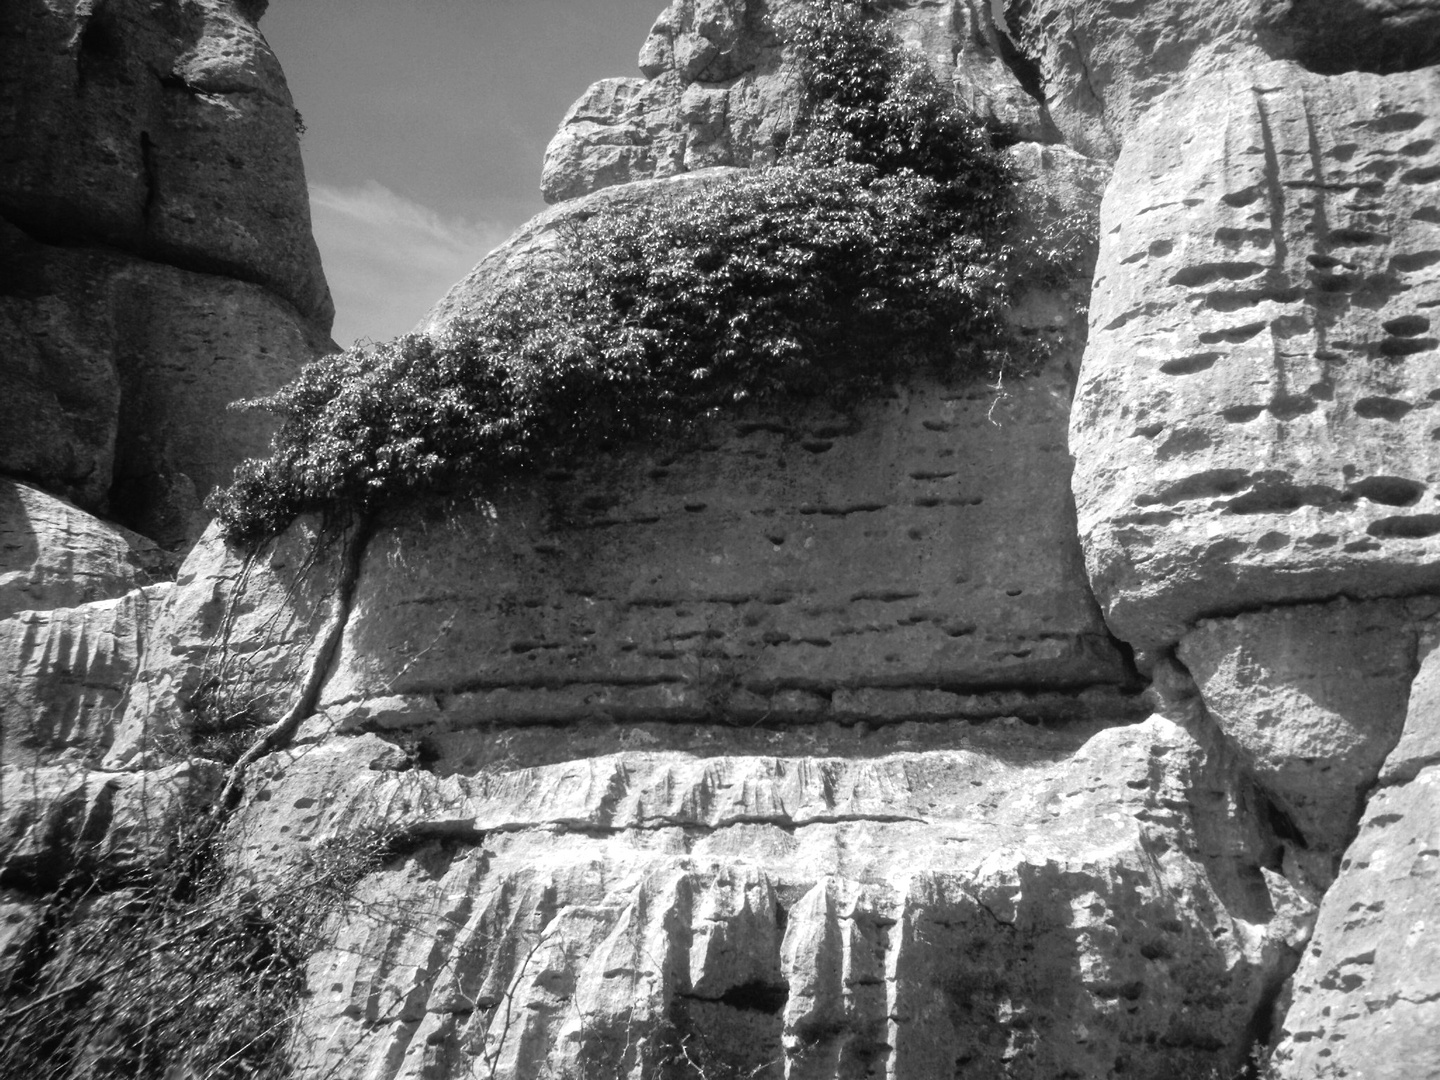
<box><xmin>106</xmin><ymin>517</ymin><xmax>363</xmax><ymax>769</ymax></box>
<box><xmin>0</xmin><ymin>0</ymin><xmax>333</xmax><ymax>328</ymax></box>
<box><xmin>1178</xmin><ymin>598</ymin><xmax>1431</xmax><ymax>878</ymax></box>
<box><xmin>0</xmin><ymin>759</ymin><xmax>221</xmax><ymax>891</ymax></box>
<box><xmin>541</xmin><ymin>0</ymin><xmax>793</xmax><ymax>203</ymax></box>
<box><xmin>0</xmin><ymin>221</ymin><xmax>334</xmax><ymax>541</ymax></box>
<box><xmin>1002</xmin><ymin>0</ymin><xmax>1440</xmax><ymax>164</ymax></box>
<box><xmin>0</xmin><ymin>480</ymin><xmax>166</xmax><ymax>620</ymax></box>
<box><xmin>1255</xmin><ymin>0</ymin><xmax>1440</xmax><ymax>76</ymax></box>
<box><xmin>540</xmin><ymin>0</ymin><xmax>1052</xmax><ymax>204</ymax></box>
<box><xmin>314</xmin><ymin>367</ymin><xmax>1132</xmax><ymax>729</ymax></box>
<box><xmin>1071</xmin><ymin>61</ymin><xmax>1440</xmax><ymax>648</ymax></box>
<box><xmin>1001</xmin><ymin>0</ymin><xmax>1271</xmax><ymax>162</ymax></box>
<box><xmin>0</xmin><ymin>585</ymin><xmax>169</xmax><ymax>770</ymax></box>
<box><xmin>232</xmin><ymin>715</ymin><xmax>1303</xmax><ymax>1080</ymax></box>
<box><xmin>0</xmin><ymin>220</ymin><xmax>121</xmax><ymax>510</ymax></box>
<box><xmin>1272</xmin><ymin>620</ymin><xmax>1440</xmax><ymax>1079</ymax></box>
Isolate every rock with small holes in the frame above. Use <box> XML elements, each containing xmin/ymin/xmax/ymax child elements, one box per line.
<box><xmin>1071</xmin><ymin>59</ymin><xmax>1440</xmax><ymax>649</ymax></box>
<box><xmin>1272</xmin><ymin>618</ymin><xmax>1440</xmax><ymax>1080</ymax></box>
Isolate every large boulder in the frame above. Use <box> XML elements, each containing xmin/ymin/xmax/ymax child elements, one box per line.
<box><xmin>1178</xmin><ymin>598</ymin><xmax>1432</xmax><ymax>881</ymax></box>
<box><xmin>1070</xmin><ymin>60</ymin><xmax>1440</xmax><ymax>649</ymax></box>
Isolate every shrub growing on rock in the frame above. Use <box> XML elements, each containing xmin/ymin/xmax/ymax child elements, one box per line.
<box><xmin>210</xmin><ymin>0</ymin><xmax>1020</xmax><ymax>546</ymax></box>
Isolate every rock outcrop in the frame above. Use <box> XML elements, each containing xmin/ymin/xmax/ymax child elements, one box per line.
<box><xmin>0</xmin><ymin>0</ymin><xmax>334</xmax><ymax>546</ymax></box>
<box><xmin>1273</xmin><ymin>621</ymin><xmax>1440</xmax><ymax>1077</ymax></box>
<box><xmin>5</xmin><ymin>0</ymin><xmax>1440</xmax><ymax>1078</ymax></box>
<box><xmin>1071</xmin><ymin>60</ymin><xmax>1440</xmax><ymax>650</ymax></box>
<box><xmin>540</xmin><ymin>0</ymin><xmax>1056</xmax><ymax>205</ymax></box>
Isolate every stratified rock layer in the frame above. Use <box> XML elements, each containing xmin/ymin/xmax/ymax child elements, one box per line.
<box><xmin>317</xmin><ymin>368</ymin><xmax>1134</xmax><ymax>734</ymax></box>
<box><xmin>1071</xmin><ymin>60</ymin><xmax>1440</xmax><ymax>648</ymax></box>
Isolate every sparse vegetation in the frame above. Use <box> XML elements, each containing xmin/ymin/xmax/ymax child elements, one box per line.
<box><xmin>0</xmin><ymin>800</ymin><xmax>390</xmax><ymax>1080</ymax></box>
<box><xmin>209</xmin><ymin>0</ymin><xmax>1026</xmax><ymax>546</ymax></box>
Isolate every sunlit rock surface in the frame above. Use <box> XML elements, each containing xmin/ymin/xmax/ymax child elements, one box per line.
<box><xmin>4</xmin><ymin>0</ymin><xmax>1440</xmax><ymax>1077</ymax></box>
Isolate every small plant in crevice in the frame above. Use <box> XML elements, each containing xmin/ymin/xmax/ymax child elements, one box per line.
<box><xmin>0</xmin><ymin>798</ymin><xmax>391</xmax><ymax>1080</ymax></box>
<box><xmin>208</xmin><ymin>0</ymin><xmax>1032</xmax><ymax>548</ymax></box>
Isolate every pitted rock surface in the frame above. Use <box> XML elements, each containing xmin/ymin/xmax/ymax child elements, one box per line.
<box><xmin>1273</xmin><ymin>619</ymin><xmax>1440</xmax><ymax>1079</ymax></box>
<box><xmin>1071</xmin><ymin>60</ymin><xmax>1440</xmax><ymax>648</ymax></box>
<box><xmin>0</xmin><ymin>221</ymin><xmax>333</xmax><ymax>542</ymax></box>
<box><xmin>315</xmin><ymin>368</ymin><xmax>1135</xmax><ymax>733</ymax></box>
<box><xmin>1002</xmin><ymin>0</ymin><xmax>1440</xmax><ymax>163</ymax></box>
<box><xmin>0</xmin><ymin>0</ymin><xmax>332</xmax><ymax>328</ymax></box>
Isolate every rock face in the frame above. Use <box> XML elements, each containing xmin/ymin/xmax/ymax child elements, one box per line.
<box><xmin>1071</xmin><ymin>60</ymin><xmax>1440</xmax><ymax>649</ymax></box>
<box><xmin>0</xmin><ymin>0</ymin><xmax>334</xmax><ymax>546</ymax></box>
<box><xmin>236</xmin><ymin>715</ymin><xmax>1304</xmax><ymax>1080</ymax></box>
<box><xmin>1272</xmin><ymin>624</ymin><xmax>1440</xmax><ymax>1078</ymax></box>
<box><xmin>0</xmin><ymin>0</ymin><xmax>333</xmax><ymax>1033</ymax></box>
<box><xmin>0</xmin><ymin>0</ymin><xmax>331</xmax><ymax>325</ymax></box>
<box><xmin>540</xmin><ymin>0</ymin><xmax>1055</xmax><ymax>204</ymax></box>
<box><xmin>7</xmin><ymin>0</ymin><xmax>1440</xmax><ymax>1078</ymax></box>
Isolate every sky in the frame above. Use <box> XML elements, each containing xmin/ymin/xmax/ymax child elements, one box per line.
<box><xmin>261</xmin><ymin>0</ymin><xmax>669</xmax><ymax>347</ymax></box>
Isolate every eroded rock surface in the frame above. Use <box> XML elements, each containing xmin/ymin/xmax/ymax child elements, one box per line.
<box><xmin>0</xmin><ymin>0</ymin><xmax>332</xmax><ymax>326</ymax></box>
<box><xmin>1</xmin><ymin>585</ymin><xmax>169</xmax><ymax>771</ymax></box>
<box><xmin>317</xmin><ymin>366</ymin><xmax>1134</xmax><ymax>735</ymax></box>
<box><xmin>6</xmin><ymin>0</ymin><xmax>1440</xmax><ymax>1076</ymax></box>
<box><xmin>108</xmin><ymin>518</ymin><xmax>365</xmax><ymax>769</ymax></box>
<box><xmin>0</xmin><ymin>220</ymin><xmax>334</xmax><ymax>542</ymax></box>
<box><xmin>540</xmin><ymin>0</ymin><xmax>1054</xmax><ymax>204</ymax></box>
<box><xmin>0</xmin><ymin>0</ymin><xmax>334</xmax><ymax>547</ymax></box>
<box><xmin>230</xmin><ymin>716</ymin><xmax>1304</xmax><ymax>1080</ymax></box>
<box><xmin>0</xmin><ymin>480</ymin><xmax>166</xmax><ymax>619</ymax></box>
<box><xmin>1273</xmin><ymin>621</ymin><xmax>1440</xmax><ymax>1079</ymax></box>
<box><xmin>1071</xmin><ymin>60</ymin><xmax>1440</xmax><ymax>649</ymax></box>
<box><xmin>1178</xmin><ymin>599</ymin><xmax>1432</xmax><ymax>871</ymax></box>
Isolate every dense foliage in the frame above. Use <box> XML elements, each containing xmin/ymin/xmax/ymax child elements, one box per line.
<box><xmin>210</xmin><ymin>0</ymin><xmax>1021</xmax><ymax>545</ymax></box>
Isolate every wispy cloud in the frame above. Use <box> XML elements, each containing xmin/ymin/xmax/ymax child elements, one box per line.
<box><xmin>309</xmin><ymin>181</ymin><xmax>515</xmax><ymax>347</ymax></box>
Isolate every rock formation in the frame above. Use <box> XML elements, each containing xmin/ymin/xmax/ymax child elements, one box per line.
<box><xmin>4</xmin><ymin>0</ymin><xmax>1440</xmax><ymax>1078</ymax></box>
<box><xmin>0</xmin><ymin>0</ymin><xmax>335</xmax><ymax>546</ymax></box>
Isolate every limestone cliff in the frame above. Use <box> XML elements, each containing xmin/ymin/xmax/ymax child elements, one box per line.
<box><xmin>3</xmin><ymin>1</ymin><xmax>1440</xmax><ymax>1079</ymax></box>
